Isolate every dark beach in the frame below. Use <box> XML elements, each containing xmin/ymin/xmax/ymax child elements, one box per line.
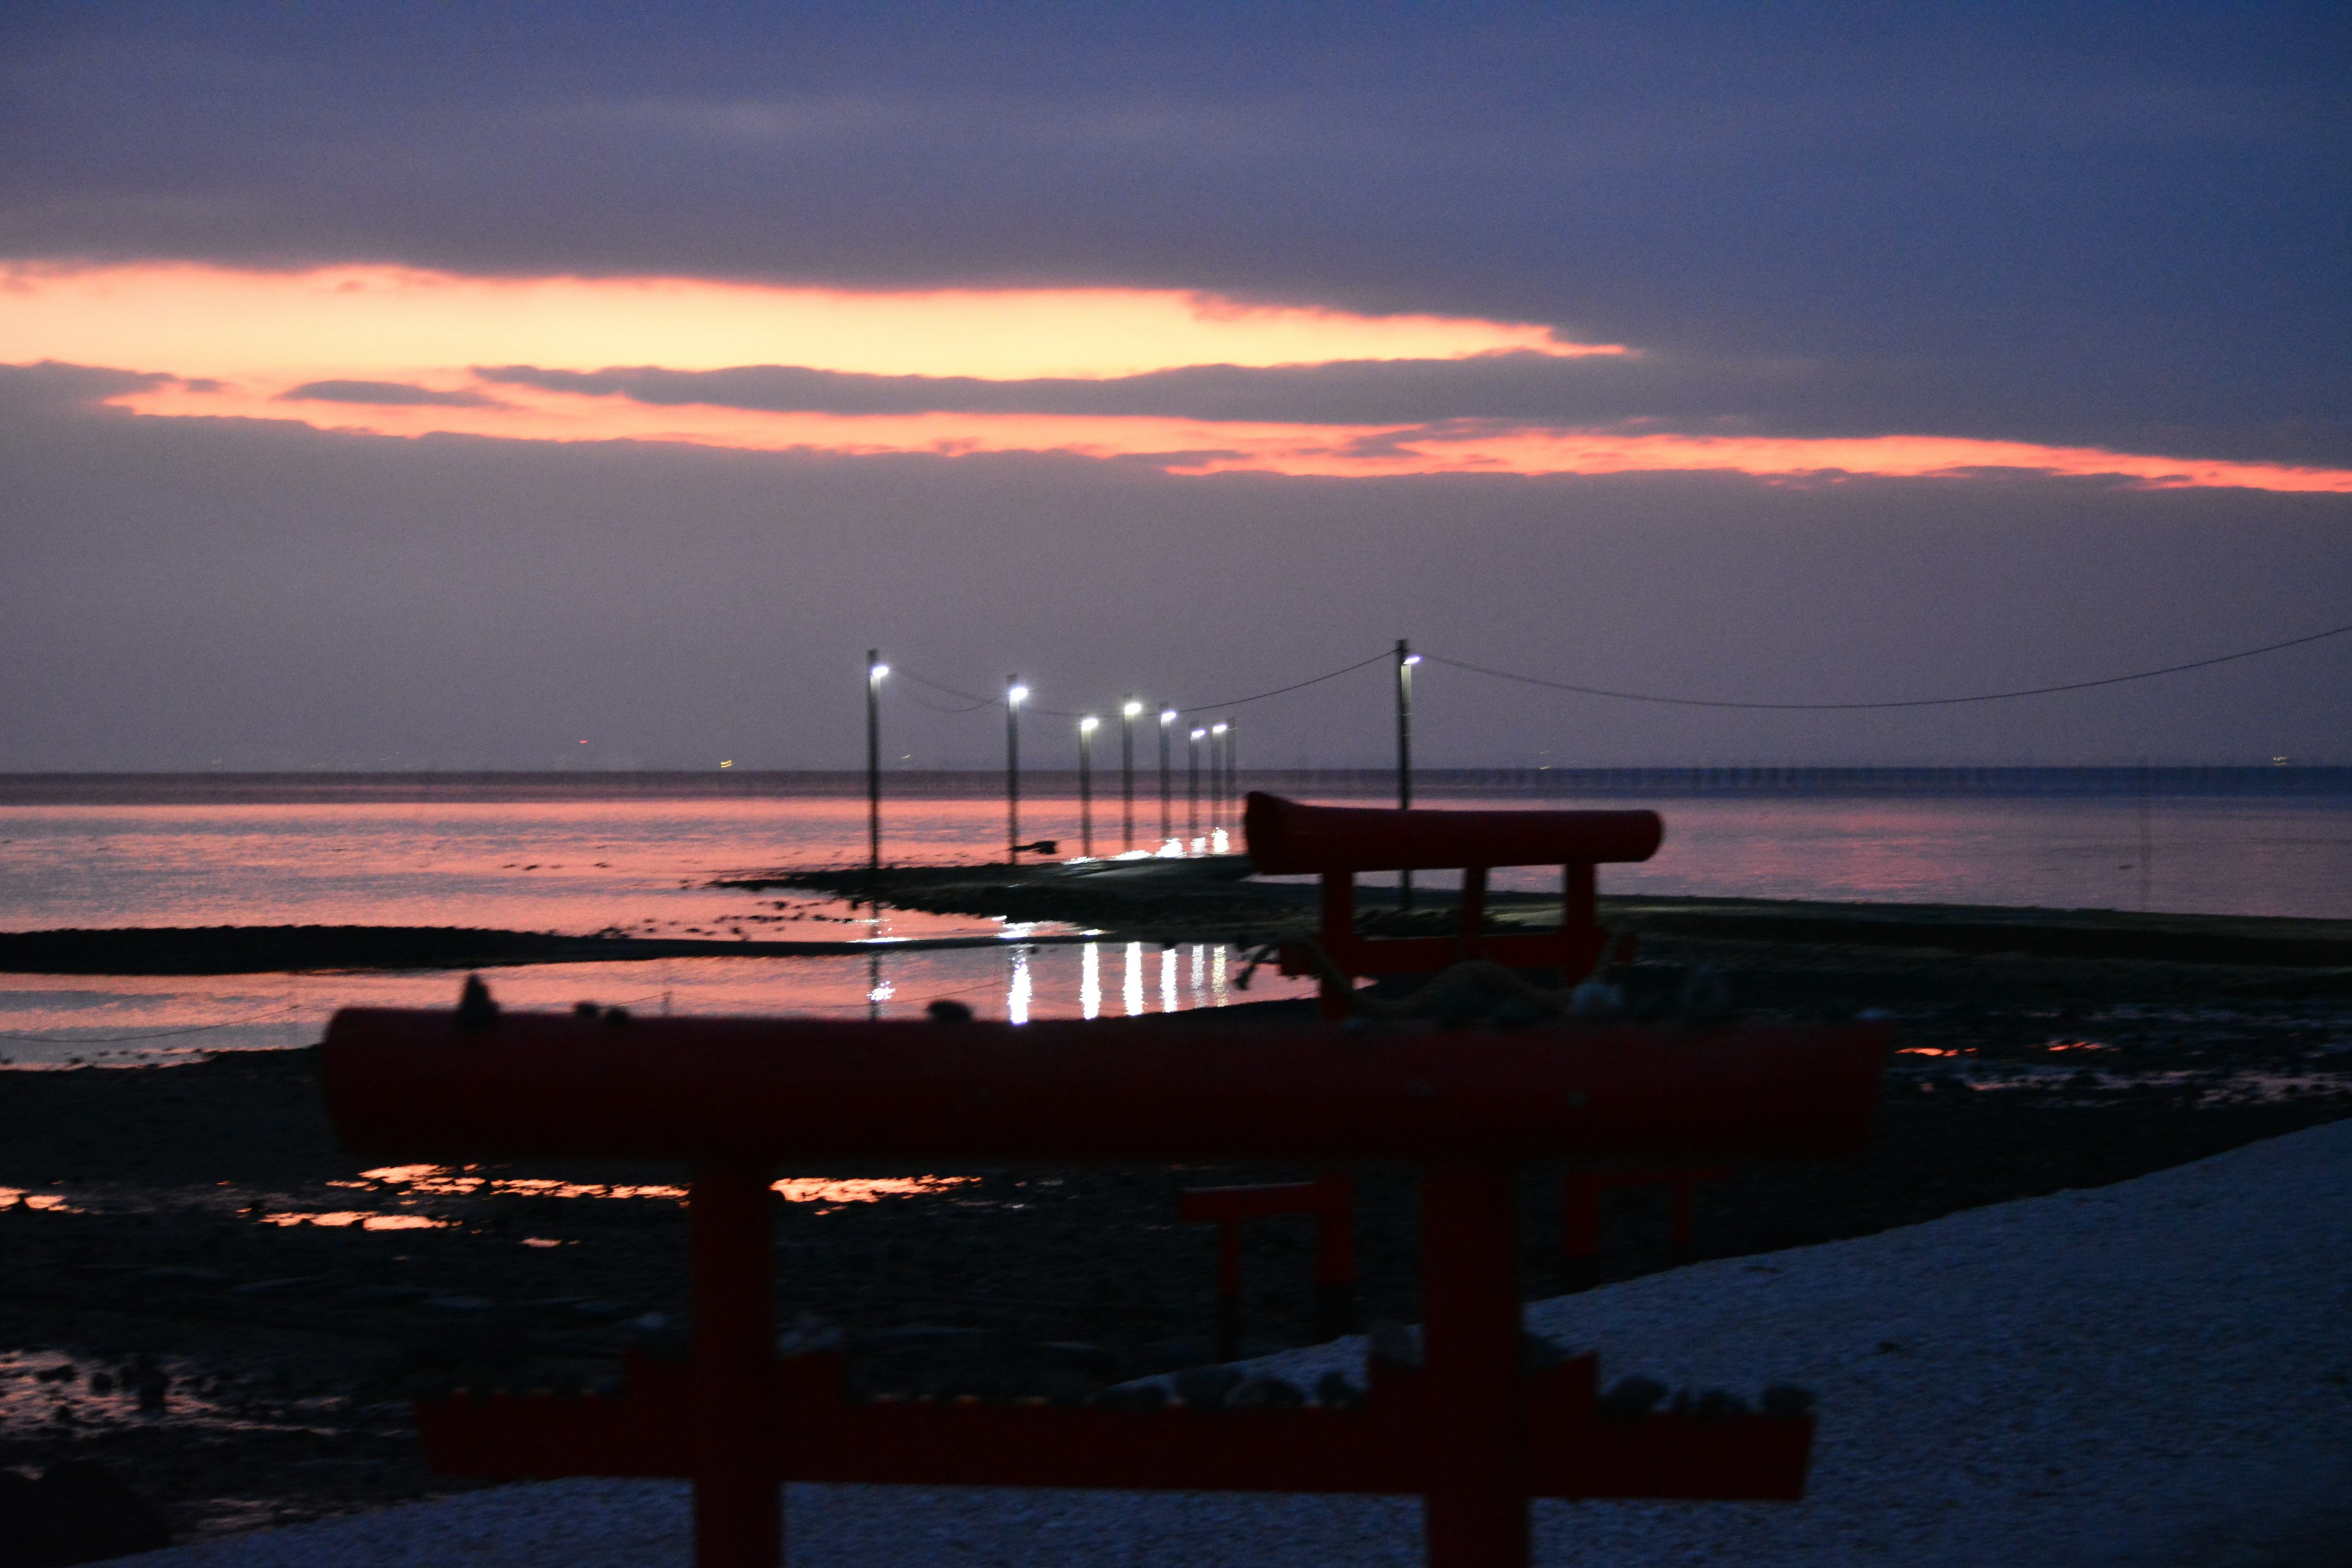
<box><xmin>4</xmin><ymin>891</ymin><xmax>2350</xmax><ymax>1547</ymax></box>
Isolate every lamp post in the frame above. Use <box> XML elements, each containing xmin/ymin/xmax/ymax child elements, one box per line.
<box><xmin>1079</xmin><ymin>715</ymin><xmax>1099</xmax><ymax>858</ymax></box>
<box><xmin>1396</xmin><ymin>638</ymin><xmax>1419</xmax><ymax>908</ymax></box>
<box><xmin>1005</xmin><ymin>678</ymin><xmax>1028</xmax><ymax>864</ymax></box>
<box><xmin>1225</xmin><ymin>719</ymin><xmax>1238</xmax><ymax>819</ymax></box>
<box><xmin>1188</xmin><ymin>727</ymin><xmax>1205</xmax><ymax>845</ymax></box>
<box><xmin>1210</xmin><ymin>722</ymin><xmax>1229</xmax><ymax>834</ymax></box>
<box><xmin>1159</xmin><ymin>709</ymin><xmax>1178</xmax><ymax>844</ymax></box>
<box><xmin>1120</xmin><ymin>699</ymin><xmax>1142</xmax><ymax>851</ymax></box>
<box><xmin>864</xmin><ymin>652</ymin><xmax>888</xmax><ymax>890</ymax></box>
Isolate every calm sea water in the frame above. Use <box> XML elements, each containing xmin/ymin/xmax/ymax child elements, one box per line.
<box><xmin>2</xmin><ymin>774</ymin><xmax>2346</xmax><ymax>1068</ymax></box>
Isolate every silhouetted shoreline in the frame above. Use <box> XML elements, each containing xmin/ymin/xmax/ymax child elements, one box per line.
<box><xmin>10</xmin><ymin>891</ymin><xmax>2350</xmax><ymax>975</ymax></box>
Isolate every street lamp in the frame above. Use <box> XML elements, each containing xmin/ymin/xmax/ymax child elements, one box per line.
<box><xmin>1079</xmin><ymin>715</ymin><xmax>1099</xmax><ymax>858</ymax></box>
<box><xmin>1224</xmin><ymin>719</ymin><xmax>1238</xmax><ymax>821</ymax></box>
<box><xmin>1188</xmin><ymin>727</ymin><xmax>1206</xmax><ymax>845</ymax></box>
<box><xmin>865</xmin><ymin>652</ymin><xmax>888</xmax><ymax>889</ymax></box>
<box><xmin>1158</xmin><ymin>709</ymin><xmax>1178</xmax><ymax>844</ymax></box>
<box><xmin>1210</xmin><ymin>722</ymin><xmax>1230</xmax><ymax>831</ymax></box>
<box><xmin>1005</xmin><ymin>678</ymin><xmax>1028</xmax><ymax>864</ymax></box>
<box><xmin>1396</xmin><ymin>640</ymin><xmax>1418</xmax><ymax>907</ymax></box>
<box><xmin>1120</xmin><ymin>698</ymin><xmax>1142</xmax><ymax>851</ymax></box>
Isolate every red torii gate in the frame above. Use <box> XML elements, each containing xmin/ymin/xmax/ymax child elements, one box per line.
<box><xmin>1178</xmin><ymin>1171</ymin><xmax>1355</xmax><ymax>1358</ymax></box>
<box><xmin>322</xmin><ymin>1006</ymin><xmax>1887</xmax><ymax>1568</ymax></box>
<box><xmin>1243</xmin><ymin>790</ymin><xmax>1663</xmax><ymax>1022</ymax></box>
<box><xmin>1231</xmin><ymin>791</ymin><xmax>1713</xmax><ymax>1302</ymax></box>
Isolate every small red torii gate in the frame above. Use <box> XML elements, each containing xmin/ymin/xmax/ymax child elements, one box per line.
<box><xmin>1243</xmin><ymin>791</ymin><xmax>1664</xmax><ymax>1022</ymax></box>
<box><xmin>1229</xmin><ymin>791</ymin><xmax>1708</xmax><ymax>1306</ymax></box>
<box><xmin>1178</xmin><ymin>1170</ymin><xmax>1355</xmax><ymax>1358</ymax></box>
<box><xmin>322</xmin><ymin>1006</ymin><xmax>1887</xmax><ymax>1568</ymax></box>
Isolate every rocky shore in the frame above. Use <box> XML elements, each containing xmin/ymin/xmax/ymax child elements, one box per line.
<box><xmin>4</xmin><ymin>920</ymin><xmax>2350</xmax><ymax>1550</ymax></box>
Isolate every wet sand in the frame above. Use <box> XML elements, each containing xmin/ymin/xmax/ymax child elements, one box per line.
<box><xmin>4</xmin><ymin>919</ymin><xmax>2350</xmax><ymax>1547</ymax></box>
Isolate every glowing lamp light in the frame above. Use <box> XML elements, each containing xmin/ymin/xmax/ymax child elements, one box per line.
<box><xmin>1160</xmin><ymin>709</ymin><xmax>1178</xmax><ymax>724</ymax></box>
<box><xmin>1212</xmin><ymin>722</ymin><xmax>1229</xmax><ymax>734</ymax></box>
<box><xmin>1008</xmin><ymin>685</ymin><xmax>1030</xmax><ymax>707</ymax></box>
<box><xmin>1403</xmin><ymin>654</ymin><xmax>1422</xmax><ymax>666</ymax></box>
<box><xmin>1080</xmin><ymin>715</ymin><xmax>1100</xmax><ymax>733</ymax></box>
<box><xmin>1122</xmin><ymin>700</ymin><xmax>1144</xmax><ymax>718</ymax></box>
<box><xmin>1190</xmin><ymin>728</ymin><xmax>1206</xmax><ymax>741</ymax></box>
<box><xmin>869</xmin><ymin>663</ymin><xmax>889</xmax><ymax>680</ymax></box>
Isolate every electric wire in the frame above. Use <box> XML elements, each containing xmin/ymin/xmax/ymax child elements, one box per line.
<box><xmin>1427</xmin><ymin>620</ymin><xmax>2352</xmax><ymax>712</ymax></box>
<box><xmin>1170</xmin><ymin>650</ymin><xmax>1392</xmax><ymax>712</ymax></box>
<box><xmin>891</xmin><ymin>651</ymin><xmax>1391</xmax><ymax>722</ymax></box>
<box><xmin>891</xmin><ymin>669</ymin><xmax>1000</xmax><ymax>712</ymax></box>
<box><xmin>893</xmin><ymin>683</ymin><xmax>999</xmax><ymax>716</ymax></box>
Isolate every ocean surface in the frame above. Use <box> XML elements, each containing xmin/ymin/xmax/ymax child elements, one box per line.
<box><xmin>2</xmin><ymin>772</ymin><xmax>2347</xmax><ymax>1068</ymax></box>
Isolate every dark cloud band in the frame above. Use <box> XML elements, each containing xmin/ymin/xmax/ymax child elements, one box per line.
<box><xmin>280</xmin><ymin>380</ymin><xmax>497</xmax><ymax>408</ymax></box>
<box><xmin>471</xmin><ymin>358</ymin><xmax>2351</xmax><ymax>466</ymax></box>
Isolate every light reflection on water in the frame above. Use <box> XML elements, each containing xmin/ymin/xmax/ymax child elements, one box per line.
<box><xmin>0</xmin><ymin>939</ymin><xmax>1305</xmax><ymax>1068</ymax></box>
<box><xmin>330</xmin><ymin>1164</ymin><xmax>972</xmax><ymax>1212</ymax></box>
<box><xmin>4</xmin><ymin>783</ymin><xmax>2346</xmax><ymax>1068</ymax></box>
<box><xmin>0</xmin><ymin>1187</ymin><xmax>81</xmax><ymax>1212</ymax></box>
<box><xmin>2</xmin><ymin>1169</ymin><xmax>981</xmax><ymax>1234</ymax></box>
<box><xmin>4</xmin><ymin>785</ymin><xmax>2347</xmax><ymax>933</ymax></box>
<box><xmin>246</xmin><ymin>1170</ymin><xmax>979</xmax><ymax>1232</ymax></box>
<box><xmin>257</xmin><ymin>1210</ymin><xmax>448</xmax><ymax>1231</ymax></box>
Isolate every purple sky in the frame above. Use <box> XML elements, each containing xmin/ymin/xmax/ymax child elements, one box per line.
<box><xmin>2</xmin><ymin>4</ymin><xmax>2347</xmax><ymax>768</ymax></box>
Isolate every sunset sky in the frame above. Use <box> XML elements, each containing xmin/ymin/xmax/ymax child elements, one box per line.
<box><xmin>4</xmin><ymin>4</ymin><xmax>2348</xmax><ymax>768</ymax></box>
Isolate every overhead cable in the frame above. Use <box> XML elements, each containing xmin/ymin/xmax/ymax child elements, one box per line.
<box><xmin>1427</xmin><ymin>619</ymin><xmax>2352</xmax><ymax>712</ymax></box>
<box><xmin>891</xmin><ymin>669</ymin><xmax>1001</xmax><ymax>712</ymax></box>
<box><xmin>891</xmin><ymin>651</ymin><xmax>1390</xmax><ymax>720</ymax></box>
<box><xmin>1170</xmin><ymin>650</ymin><xmax>1392</xmax><ymax>712</ymax></box>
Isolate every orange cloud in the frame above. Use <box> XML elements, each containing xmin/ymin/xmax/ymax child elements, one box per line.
<box><xmin>103</xmin><ymin>376</ymin><xmax>2352</xmax><ymax>492</ymax></box>
<box><xmin>12</xmin><ymin>262</ymin><xmax>2349</xmax><ymax>493</ymax></box>
<box><xmin>0</xmin><ymin>262</ymin><xmax>1615</xmax><ymax>383</ymax></box>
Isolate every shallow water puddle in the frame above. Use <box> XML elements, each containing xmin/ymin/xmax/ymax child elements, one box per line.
<box><xmin>0</xmin><ymin>1351</ymin><xmax>348</xmax><ymax>1442</ymax></box>
<box><xmin>330</xmin><ymin>1164</ymin><xmax>976</xmax><ymax>1215</ymax></box>
<box><xmin>0</xmin><ymin>1186</ymin><xmax>84</xmax><ymax>1213</ymax></box>
<box><xmin>254</xmin><ymin>1210</ymin><xmax>451</xmax><ymax>1231</ymax></box>
<box><xmin>332</xmin><ymin>1165</ymin><xmax>688</xmax><ymax>1202</ymax></box>
<box><xmin>767</xmin><ymin>1175</ymin><xmax>976</xmax><ymax>1211</ymax></box>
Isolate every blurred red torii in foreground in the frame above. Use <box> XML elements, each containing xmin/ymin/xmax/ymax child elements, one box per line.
<box><xmin>322</xmin><ymin>997</ymin><xmax>1886</xmax><ymax>1568</ymax></box>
